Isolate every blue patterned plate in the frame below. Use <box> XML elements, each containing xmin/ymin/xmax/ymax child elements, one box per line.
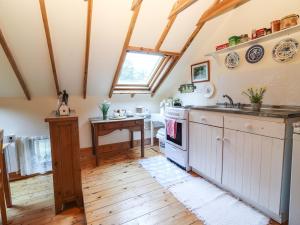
<box><xmin>245</xmin><ymin>45</ymin><xmax>264</xmax><ymax>63</ymax></box>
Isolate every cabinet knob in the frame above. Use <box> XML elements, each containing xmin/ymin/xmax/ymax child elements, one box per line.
<box><xmin>216</xmin><ymin>136</ymin><xmax>222</xmax><ymax>141</ymax></box>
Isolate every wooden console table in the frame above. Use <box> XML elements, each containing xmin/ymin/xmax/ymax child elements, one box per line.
<box><xmin>89</xmin><ymin>117</ymin><xmax>144</xmax><ymax>166</ymax></box>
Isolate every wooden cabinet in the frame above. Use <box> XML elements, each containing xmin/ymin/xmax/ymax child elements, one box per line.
<box><xmin>45</xmin><ymin>112</ymin><xmax>83</xmax><ymax>214</ymax></box>
<box><xmin>189</xmin><ymin>122</ymin><xmax>223</xmax><ymax>184</ymax></box>
<box><xmin>222</xmin><ymin>129</ymin><xmax>284</xmax><ymax>215</ymax></box>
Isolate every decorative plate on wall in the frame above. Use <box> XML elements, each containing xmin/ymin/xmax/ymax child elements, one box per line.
<box><xmin>245</xmin><ymin>45</ymin><xmax>264</xmax><ymax>63</ymax></box>
<box><xmin>203</xmin><ymin>82</ymin><xmax>215</xmax><ymax>98</ymax></box>
<box><xmin>272</xmin><ymin>38</ymin><xmax>299</xmax><ymax>63</ymax></box>
<box><xmin>225</xmin><ymin>52</ymin><xmax>240</xmax><ymax>69</ymax></box>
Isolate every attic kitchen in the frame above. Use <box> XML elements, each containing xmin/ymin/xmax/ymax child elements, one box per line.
<box><xmin>1</xmin><ymin>0</ymin><xmax>300</xmax><ymax>225</ymax></box>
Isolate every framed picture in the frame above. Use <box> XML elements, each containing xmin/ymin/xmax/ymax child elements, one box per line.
<box><xmin>191</xmin><ymin>61</ymin><xmax>210</xmax><ymax>83</ymax></box>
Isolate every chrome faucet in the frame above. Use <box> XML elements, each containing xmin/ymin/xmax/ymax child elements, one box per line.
<box><xmin>223</xmin><ymin>94</ymin><xmax>234</xmax><ymax>107</ymax></box>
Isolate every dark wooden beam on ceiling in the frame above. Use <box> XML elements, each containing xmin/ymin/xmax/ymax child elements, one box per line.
<box><xmin>151</xmin><ymin>0</ymin><xmax>249</xmax><ymax>96</ymax></box>
<box><xmin>108</xmin><ymin>0</ymin><xmax>143</xmax><ymax>98</ymax></box>
<box><xmin>83</xmin><ymin>0</ymin><xmax>93</xmax><ymax>99</ymax></box>
<box><xmin>0</xmin><ymin>29</ymin><xmax>31</xmax><ymax>100</ymax></box>
<box><xmin>39</xmin><ymin>0</ymin><xmax>60</xmax><ymax>95</ymax></box>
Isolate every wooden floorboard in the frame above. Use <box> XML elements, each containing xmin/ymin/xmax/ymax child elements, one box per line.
<box><xmin>4</xmin><ymin>145</ymin><xmax>281</xmax><ymax>225</ymax></box>
<box><xmin>82</xmin><ymin>147</ymin><xmax>201</xmax><ymax>225</ymax></box>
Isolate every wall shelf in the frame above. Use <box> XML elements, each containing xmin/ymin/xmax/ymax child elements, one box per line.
<box><xmin>205</xmin><ymin>24</ymin><xmax>300</xmax><ymax>57</ymax></box>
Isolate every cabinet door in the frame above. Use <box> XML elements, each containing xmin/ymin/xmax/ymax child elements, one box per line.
<box><xmin>189</xmin><ymin>122</ymin><xmax>223</xmax><ymax>183</ymax></box>
<box><xmin>223</xmin><ymin>129</ymin><xmax>284</xmax><ymax>215</ymax></box>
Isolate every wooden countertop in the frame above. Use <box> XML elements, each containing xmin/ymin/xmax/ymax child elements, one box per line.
<box><xmin>89</xmin><ymin>116</ymin><xmax>144</xmax><ymax>124</ymax></box>
<box><xmin>45</xmin><ymin>110</ymin><xmax>78</xmax><ymax>122</ymax></box>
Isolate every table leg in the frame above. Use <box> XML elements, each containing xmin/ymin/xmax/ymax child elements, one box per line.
<box><xmin>141</xmin><ymin>126</ymin><xmax>144</xmax><ymax>158</ymax></box>
<box><xmin>2</xmin><ymin>155</ymin><xmax>12</xmax><ymax>208</ymax></box>
<box><xmin>130</xmin><ymin>130</ymin><xmax>134</xmax><ymax>149</ymax></box>
<box><xmin>150</xmin><ymin>120</ymin><xmax>154</xmax><ymax>146</ymax></box>
<box><xmin>91</xmin><ymin>125</ymin><xmax>99</xmax><ymax>166</ymax></box>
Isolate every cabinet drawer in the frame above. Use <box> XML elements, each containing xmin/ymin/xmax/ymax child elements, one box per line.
<box><xmin>190</xmin><ymin>110</ymin><xmax>223</xmax><ymax>127</ymax></box>
<box><xmin>224</xmin><ymin>116</ymin><xmax>285</xmax><ymax>139</ymax></box>
<box><xmin>97</xmin><ymin>120</ymin><xmax>143</xmax><ymax>130</ymax></box>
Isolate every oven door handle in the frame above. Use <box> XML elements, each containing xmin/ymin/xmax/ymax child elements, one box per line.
<box><xmin>165</xmin><ymin>117</ymin><xmax>186</xmax><ymax>123</ymax></box>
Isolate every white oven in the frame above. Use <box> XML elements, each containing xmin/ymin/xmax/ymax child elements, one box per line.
<box><xmin>164</xmin><ymin>107</ymin><xmax>190</xmax><ymax>170</ymax></box>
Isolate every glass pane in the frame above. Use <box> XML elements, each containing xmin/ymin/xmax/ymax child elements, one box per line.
<box><xmin>117</xmin><ymin>52</ymin><xmax>163</xmax><ymax>85</ymax></box>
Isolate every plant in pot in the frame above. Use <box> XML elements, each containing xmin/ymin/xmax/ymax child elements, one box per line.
<box><xmin>242</xmin><ymin>87</ymin><xmax>266</xmax><ymax>111</ymax></box>
<box><xmin>99</xmin><ymin>100</ymin><xmax>111</xmax><ymax>120</ymax></box>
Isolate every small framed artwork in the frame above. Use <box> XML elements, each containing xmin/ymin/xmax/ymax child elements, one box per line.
<box><xmin>191</xmin><ymin>61</ymin><xmax>210</xmax><ymax>83</ymax></box>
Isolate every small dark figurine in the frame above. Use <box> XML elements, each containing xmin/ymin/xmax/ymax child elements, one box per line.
<box><xmin>57</xmin><ymin>90</ymin><xmax>70</xmax><ymax>116</ymax></box>
<box><xmin>62</xmin><ymin>90</ymin><xmax>69</xmax><ymax>105</ymax></box>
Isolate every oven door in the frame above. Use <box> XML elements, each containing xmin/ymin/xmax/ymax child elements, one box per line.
<box><xmin>165</xmin><ymin>117</ymin><xmax>187</xmax><ymax>150</ymax></box>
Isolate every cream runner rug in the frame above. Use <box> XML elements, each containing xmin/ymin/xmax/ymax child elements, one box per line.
<box><xmin>139</xmin><ymin>156</ymin><xmax>269</xmax><ymax>225</ymax></box>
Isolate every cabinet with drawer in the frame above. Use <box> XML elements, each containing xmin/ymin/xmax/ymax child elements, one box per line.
<box><xmin>189</xmin><ymin>109</ymin><xmax>295</xmax><ymax>223</ymax></box>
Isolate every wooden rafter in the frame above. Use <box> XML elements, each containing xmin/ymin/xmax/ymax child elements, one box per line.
<box><xmin>155</xmin><ymin>15</ymin><xmax>177</xmax><ymax>50</ymax></box>
<box><xmin>39</xmin><ymin>0</ymin><xmax>60</xmax><ymax>95</ymax></box>
<box><xmin>0</xmin><ymin>29</ymin><xmax>31</xmax><ymax>100</ymax></box>
<box><xmin>83</xmin><ymin>0</ymin><xmax>93</xmax><ymax>99</ymax></box>
<box><xmin>151</xmin><ymin>56</ymin><xmax>178</xmax><ymax>96</ymax></box>
<box><xmin>147</xmin><ymin>56</ymin><xmax>168</xmax><ymax>86</ymax></box>
<box><xmin>152</xmin><ymin>0</ymin><xmax>249</xmax><ymax>96</ymax></box>
<box><xmin>156</xmin><ymin>0</ymin><xmax>198</xmax><ymax>51</ymax></box>
<box><xmin>131</xmin><ymin>0</ymin><xmax>142</xmax><ymax>10</ymax></box>
<box><xmin>197</xmin><ymin>0</ymin><xmax>248</xmax><ymax>24</ymax></box>
<box><xmin>149</xmin><ymin>56</ymin><xmax>172</xmax><ymax>88</ymax></box>
<box><xmin>127</xmin><ymin>46</ymin><xmax>180</xmax><ymax>56</ymax></box>
<box><xmin>168</xmin><ymin>0</ymin><xmax>198</xmax><ymax>19</ymax></box>
<box><xmin>109</xmin><ymin>0</ymin><xmax>143</xmax><ymax>98</ymax></box>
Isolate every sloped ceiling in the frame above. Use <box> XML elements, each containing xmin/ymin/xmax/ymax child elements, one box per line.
<box><xmin>0</xmin><ymin>0</ymin><xmax>215</xmax><ymax>98</ymax></box>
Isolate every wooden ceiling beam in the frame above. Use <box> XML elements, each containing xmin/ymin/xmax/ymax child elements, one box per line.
<box><xmin>147</xmin><ymin>56</ymin><xmax>168</xmax><ymax>86</ymax></box>
<box><xmin>151</xmin><ymin>56</ymin><xmax>178</xmax><ymax>96</ymax></box>
<box><xmin>0</xmin><ymin>30</ymin><xmax>31</xmax><ymax>100</ymax></box>
<box><xmin>131</xmin><ymin>0</ymin><xmax>143</xmax><ymax>10</ymax></box>
<box><xmin>149</xmin><ymin>56</ymin><xmax>172</xmax><ymax>88</ymax></box>
<box><xmin>152</xmin><ymin>0</ymin><xmax>249</xmax><ymax>96</ymax></box>
<box><xmin>109</xmin><ymin>1</ymin><xmax>143</xmax><ymax>98</ymax></box>
<box><xmin>127</xmin><ymin>46</ymin><xmax>180</xmax><ymax>56</ymax></box>
<box><xmin>155</xmin><ymin>15</ymin><xmax>177</xmax><ymax>50</ymax></box>
<box><xmin>83</xmin><ymin>0</ymin><xmax>93</xmax><ymax>99</ymax></box>
<box><xmin>156</xmin><ymin>0</ymin><xmax>198</xmax><ymax>51</ymax></box>
<box><xmin>197</xmin><ymin>0</ymin><xmax>249</xmax><ymax>25</ymax></box>
<box><xmin>39</xmin><ymin>0</ymin><xmax>60</xmax><ymax>95</ymax></box>
<box><xmin>168</xmin><ymin>0</ymin><xmax>198</xmax><ymax>19</ymax></box>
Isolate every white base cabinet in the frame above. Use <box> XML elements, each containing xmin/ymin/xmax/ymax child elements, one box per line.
<box><xmin>189</xmin><ymin>122</ymin><xmax>223</xmax><ymax>184</ymax></box>
<box><xmin>188</xmin><ymin>110</ymin><xmax>296</xmax><ymax>223</ymax></box>
<box><xmin>223</xmin><ymin>129</ymin><xmax>284</xmax><ymax>216</ymax></box>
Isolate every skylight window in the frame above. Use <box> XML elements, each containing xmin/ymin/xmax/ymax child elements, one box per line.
<box><xmin>117</xmin><ymin>52</ymin><xmax>163</xmax><ymax>85</ymax></box>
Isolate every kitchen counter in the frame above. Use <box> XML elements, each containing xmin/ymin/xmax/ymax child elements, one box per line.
<box><xmin>190</xmin><ymin>105</ymin><xmax>300</xmax><ymax>119</ymax></box>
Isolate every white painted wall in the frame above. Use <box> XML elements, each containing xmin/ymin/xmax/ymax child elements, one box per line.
<box><xmin>162</xmin><ymin>0</ymin><xmax>300</xmax><ymax>106</ymax></box>
<box><xmin>0</xmin><ymin>96</ymin><xmax>161</xmax><ymax>148</ymax></box>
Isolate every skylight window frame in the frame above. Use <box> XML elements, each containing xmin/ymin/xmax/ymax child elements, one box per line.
<box><xmin>115</xmin><ymin>50</ymin><xmax>165</xmax><ymax>87</ymax></box>
<box><xmin>111</xmin><ymin>47</ymin><xmax>180</xmax><ymax>96</ymax></box>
